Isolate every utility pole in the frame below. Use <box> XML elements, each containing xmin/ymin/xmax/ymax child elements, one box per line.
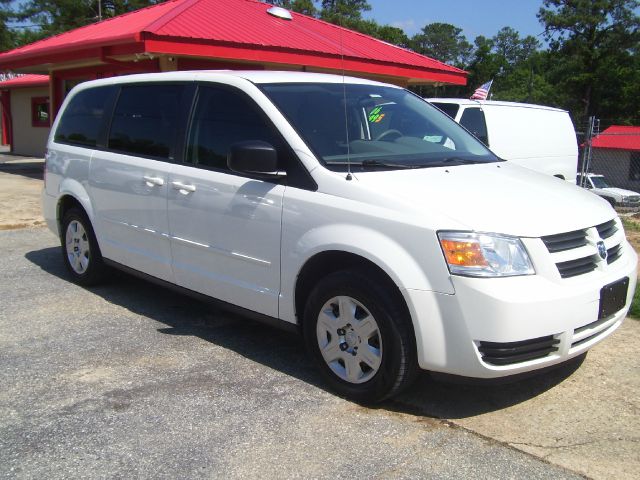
<box><xmin>98</xmin><ymin>0</ymin><xmax>102</xmax><ymax>21</ymax></box>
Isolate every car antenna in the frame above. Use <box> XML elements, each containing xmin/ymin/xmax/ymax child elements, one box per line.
<box><xmin>339</xmin><ymin>16</ymin><xmax>352</xmax><ymax>181</ymax></box>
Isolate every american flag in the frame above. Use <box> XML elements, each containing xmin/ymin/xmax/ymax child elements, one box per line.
<box><xmin>470</xmin><ymin>80</ymin><xmax>493</xmax><ymax>100</ymax></box>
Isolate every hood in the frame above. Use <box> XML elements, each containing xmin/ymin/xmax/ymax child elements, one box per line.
<box><xmin>353</xmin><ymin>162</ymin><xmax>614</xmax><ymax>237</ymax></box>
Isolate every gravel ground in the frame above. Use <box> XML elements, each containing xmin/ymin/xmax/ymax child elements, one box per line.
<box><xmin>0</xmin><ymin>157</ymin><xmax>44</xmax><ymax>230</ymax></box>
<box><xmin>0</xmin><ymin>228</ymin><xmax>585</xmax><ymax>480</ymax></box>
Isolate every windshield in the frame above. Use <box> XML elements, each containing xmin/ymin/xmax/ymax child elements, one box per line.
<box><xmin>260</xmin><ymin>83</ymin><xmax>499</xmax><ymax>171</ymax></box>
<box><xmin>590</xmin><ymin>176</ymin><xmax>610</xmax><ymax>188</ymax></box>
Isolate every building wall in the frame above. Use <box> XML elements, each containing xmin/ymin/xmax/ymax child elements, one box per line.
<box><xmin>590</xmin><ymin>149</ymin><xmax>639</xmax><ymax>190</ymax></box>
<box><xmin>10</xmin><ymin>87</ymin><xmax>50</xmax><ymax>157</ymax></box>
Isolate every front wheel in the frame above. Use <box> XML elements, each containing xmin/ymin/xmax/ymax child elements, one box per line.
<box><xmin>61</xmin><ymin>207</ymin><xmax>107</xmax><ymax>286</ymax></box>
<box><xmin>303</xmin><ymin>270</ymin><xmax>418</xmax><ymax>403</ymax></box>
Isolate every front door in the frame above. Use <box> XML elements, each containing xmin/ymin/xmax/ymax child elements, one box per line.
<box><xmin>167</xmin><ymin>85</ymin><xmax>286</xmax><ymax>317</ymax></box>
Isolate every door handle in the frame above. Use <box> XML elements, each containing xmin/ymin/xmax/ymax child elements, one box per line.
<box><xmin>172</xmin><ymin>181</ymin><xmax>196</xmax><ymax>193</ymax></box>
<box><xmin>143</xmin><ymin>175</ymin><xmax>165</xmax><ymax>186</ymax></box>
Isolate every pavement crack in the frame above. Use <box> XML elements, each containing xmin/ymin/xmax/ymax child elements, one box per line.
<box><xmin>510</xmin><ymin>437</ymin><xmax>640</xmax><ymax>450</ymax></box>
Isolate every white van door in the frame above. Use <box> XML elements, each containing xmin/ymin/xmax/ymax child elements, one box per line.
<box><xmin>89</xmin><ymin>84</ymin><xmax>188</xmax><ymax>282</ymax></box>
<box><xmin>167</xmin><ymin>85</ymin><xmax>285</xmax><ymax>318</ymax></box>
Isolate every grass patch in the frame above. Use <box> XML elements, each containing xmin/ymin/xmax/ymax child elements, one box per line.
<box><xmin>629</xmin><ymin>281</ymin><xmax>640</xmax><ymax>320</ymax></box>
<box><xmin>622</xmin><ymin>217</ymin><xmax>640</xmax><ymax>233</ymax></box>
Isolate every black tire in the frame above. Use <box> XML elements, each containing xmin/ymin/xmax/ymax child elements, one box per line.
<box><xmin>606</xmin><ymin>197</ymin><xmax>616</xmax><ymax>208</ymax></box>
<box><xmin>303</xmin><ymin>269</ymin><xmax>418</xmax><ymax>403</ymax></box>
<box><xmin>60</xmin><ymin>207</ymin><xmax>107</xmax><ymax>286</ymax></box>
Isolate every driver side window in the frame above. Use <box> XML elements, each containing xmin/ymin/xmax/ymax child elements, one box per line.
<box><xmin>186</xmin><ymin>86</ymin><xmax>281</xmax><ymax>171</ymax></box>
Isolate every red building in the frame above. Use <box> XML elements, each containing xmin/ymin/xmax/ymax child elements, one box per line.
<box><xmin>0</xmin><ymin>0</ymin><xmax>467</xmax><ymax>156</ymax></box>
<box><xmin>589</xmin><ymin>126</ymin><xmax>640</xmax><ymax>191</ymax></box>
<box><xmin>0</xmin><ymin>74</ymin><xmax>49</xmax><ymax>156</ymax></box>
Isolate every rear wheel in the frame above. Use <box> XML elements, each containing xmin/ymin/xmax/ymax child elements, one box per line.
<box><xmin>61</xmin><ymin>207</ymin><xmax>107</xmax><ymax>286</ymax></box>
<box><xmin>303</xmin><ymin>269</ymin><xmax>418</xmax><ymax>403</ymax></box>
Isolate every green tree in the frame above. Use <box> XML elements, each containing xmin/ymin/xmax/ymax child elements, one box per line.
<box><xmin>492</xmin><ymin>27</ymin><xmax>539</xmax><ymax>66</ymax></box>
<box><xmin>370</xmin><ymin>24</ymin><xmax>409</xmax><ymax>46</ymax></box>
<box><xmin>0</xmin><ymin>0</ymin><xmax>14</xmax><ymax>52</ymax></box>
<box><xmin>538</xmin><ymin>0</ymin><xmax>640</xmax><ymax>123</ymax></box>
<box><xmin>320</xmin><ymin>0</ymin><xmax>371</xmax><ymax>24</ymax></box>
<box><xmin>410</xmin><ymin>23</ymin><xmax>472</xmax><ymax>68</ymax></box>
<box><xmin>15</xmin><ymin>0</ymin><xmax>167</xmax><ymax>39</ymax></box>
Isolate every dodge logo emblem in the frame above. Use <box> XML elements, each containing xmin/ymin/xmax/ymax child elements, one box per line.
<box><xmin>597</xmin><ymin>241</ymin><xmax>608</xmax><ymax>260</ymax></box>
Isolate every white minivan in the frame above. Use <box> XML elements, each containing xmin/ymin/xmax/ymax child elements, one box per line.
<box><xmin>43</xmin><ymin>71</ymin><xmax>636</xmax><ymax>402</ymax></box>
<box><xmin>428</xmin><ymin>99</ymin><xmax>579</xmax><ymax>182</ymax></box>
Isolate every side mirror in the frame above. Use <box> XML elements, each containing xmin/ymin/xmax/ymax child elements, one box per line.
<box><xmin>227</xmin><ymin>141</ymin><xmax>285</xmax><ymax>179</ymax></box>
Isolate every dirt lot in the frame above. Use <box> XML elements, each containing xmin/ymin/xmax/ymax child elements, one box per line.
<box><xmin>0</xmin><ymin>157</ymin><xmax>45</xmax><ymax>230</ymax></box>
<box><xmin>1</xmin><ymin>156</ymin><xmax>639</xmax><ymax>479</ymax></box>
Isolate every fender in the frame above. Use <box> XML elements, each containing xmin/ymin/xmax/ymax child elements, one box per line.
<box><xmin>57</xmin><ymin>178</ymin><xmax>95</xmax><ymax>226</ymax></box>
<box><xmin>279</xmin><ymin>222</ymin><xmax>454</xmax><ymax>324</ymax></box>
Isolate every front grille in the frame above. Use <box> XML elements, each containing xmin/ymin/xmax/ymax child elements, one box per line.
<box><xmin>572</xmin><ymin>331</ymin><xmax>603</xmax><ymax>348</ymax></box>
<box><xmin>607</xmin><ymin>244</ymin><xmax>622</xmax><ymax>264</ymax></box>
<box><xmin>478</xmin><ymin>335</ymin><xmax>560</xmax><ymax>366</ymax></box>
<box><xmin>542</xmin><ymin>218</ymin><xmax>621</xmax><ymax>279</ymax></box>
<box><xmin>541</xmin><ymin>229</ymin><xmax>588</xmax><ymax>253</ymax></box>
<box><xmin>556</xmin><ymin>255</ymin><xmax>597</xmax><ymax>278</ymax></box>
<box><xmin>572</xmin><ymin>317</ymin><xmax>618</xmax><ymax>349</ymax></box>
<box><xmin>596</xmin><ymin>219</ymin><xmax>618</xmax><ymax>239</ymax></box>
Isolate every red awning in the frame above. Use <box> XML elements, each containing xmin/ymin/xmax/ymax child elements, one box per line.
<box><xmin>0</xmin><ymin>74</ymin><xmax>49</xmax><ymax>89</ymax></box>
<box><xmin>0</xmin><ymin>0</ymin><xmax>466</xmax><ymax>85</ymax></box>
<box><xmin>591</xmin><ymin>126</ymin><xmax>640</xmax><ymax>152</ymax></box>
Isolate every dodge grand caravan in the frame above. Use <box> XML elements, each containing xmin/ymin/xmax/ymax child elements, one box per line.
<box><xmin>42</xmin><ymin>71</ymin><xmax>637</xmax><ymax>402</ymax></box>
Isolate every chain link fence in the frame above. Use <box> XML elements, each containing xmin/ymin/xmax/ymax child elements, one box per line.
<box><xmin>577</xmin><ymin>118</ymin><xmax>640</xmax><ymax>211</ymax></box>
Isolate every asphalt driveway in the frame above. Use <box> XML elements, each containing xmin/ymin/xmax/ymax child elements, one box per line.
<box><xmin>0</xmin><ymin>228</ymin><xmax>593</xmax><ymax>479</ymax></box>
<box><xmin>0</xmin><ymin>159</ymin><xmax>638</xmax><ymax>479</ymax></box>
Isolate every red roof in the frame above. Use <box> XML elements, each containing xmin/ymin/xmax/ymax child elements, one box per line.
<box><xmin>0</xmin><ymin>74</ymin><xmax>49</xmax><ymax>89</ymax></box>
<box><xmin>591</xmin><ymin>126</ymin><xmax>640</xmax><ymax>152</ymax></box>
<box><xmin>0</xmin><ymin>0</ymin><xmax>466</xmax><ymax>85</ymax></box>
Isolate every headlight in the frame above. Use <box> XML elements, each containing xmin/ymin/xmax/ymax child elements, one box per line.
<box><xmin>438</xmin><ymin>231</ymin><xmax>535</xmax><ymax>277</ymax></box>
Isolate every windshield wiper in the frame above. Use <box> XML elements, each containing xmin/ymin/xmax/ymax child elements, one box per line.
<box><xmin>325</xmin><ymin>160</ymin><xmax>419</xmax><ymax>169</ymax></box>
<box><xmin>437</xmin><ymin>157</ymin><xmax>484</xmax><ymax>165</ymax></box>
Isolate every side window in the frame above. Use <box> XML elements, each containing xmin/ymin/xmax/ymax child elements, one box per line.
<box><xmin>459</xmin><ymin>108</ymin><xmax>489</xmax><ymax>146</ymax></box>
<box><xmin>109</xmin><ymin>84</ymin><xmax>184</xmax><ymax>160</ymax></box>
<box><xmin>186</xmin><ymin>86</ymin><xmax>281</xmax><ymax>171</ymax></box>
<box><xmin>31</xmin><ymin>97</ymin><xmax>49</xmax><ymax>127</ymax></box>
<box><xmin>431</xmin><ymin>102</ymin><xmax>460</xmax><ymax>119</ymax></box>
<box><xmin>54</xmin><ymin>86</ymin><xmax>115</xmax><ymax>147</ymax></box>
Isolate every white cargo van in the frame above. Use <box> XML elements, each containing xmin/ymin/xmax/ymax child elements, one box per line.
<box><xmin>428</xmin><ymin>99</ymin><xmax>578</xmax><ymax>181</ymax></box>
<box><xmin>43</xmin><ymin>71</ymin><xmax>636</xmax><ymax>402</ymax></box>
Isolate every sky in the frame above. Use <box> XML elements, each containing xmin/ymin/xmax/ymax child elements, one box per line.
<box><xmin>363</xmin><ymin>0</ymin><xmax>547</xmax><ymax>42</ymax></box>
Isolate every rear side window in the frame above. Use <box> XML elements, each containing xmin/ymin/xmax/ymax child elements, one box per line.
<box><xmin>109</xmin><ymin>84</ymin><xmax>185</xmax><ymax>160</ymax></box>
<box><xmin>54</xmin><ymin>86</ymin><xmax>115</xmax><ymax>147</ymax></box>
<box><xmin>186</xmin><ymin>86</ymin><xmax>281</xmax><ymax>171</ymax></box>
<box><xmin>459</xmin><ymin>108</ymin><xmax>489</xmax><ymax>146</ymax></box>
<box><xmin>431</xmin><ymin>102</ymin><xmax>460</xmax><ymax>119</ymax></box>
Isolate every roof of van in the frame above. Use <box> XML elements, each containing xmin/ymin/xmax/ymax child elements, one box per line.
<box><xmin>426</xmin><ymin>98</ymin><xmax>567</xmax><ymax>113</ymax></box>
<box><xmin>71</xmin><ymin>70</ymin><xmax>395</xmax><ymax>89</ymax></box>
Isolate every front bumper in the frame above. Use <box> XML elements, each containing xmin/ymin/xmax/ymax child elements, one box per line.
<box><xmin>404</xmin><ymin>241</ymin><xmax>637</xmax><ymax>378</ymax></box>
